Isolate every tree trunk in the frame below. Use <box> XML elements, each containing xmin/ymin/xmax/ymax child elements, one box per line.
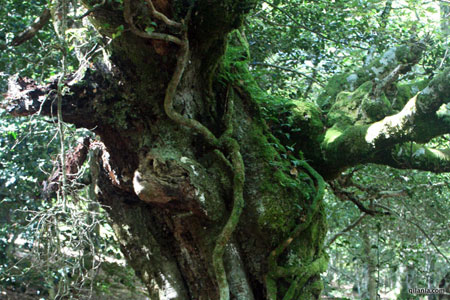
<box><xmin>362</xmin><ymin>227</ymin><xmax>377</xmax><ymax>300</ymax></box>
<box><xmin>43</xmin><ymin>1</ymin><xmax>327</xmax><ymax>299</ymax></box>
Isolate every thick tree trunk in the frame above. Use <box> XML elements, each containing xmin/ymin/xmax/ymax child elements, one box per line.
<box><xmin>2</xmin><ymin>1</ymin><xmax>326</xmax><ymax>299</ymax></box>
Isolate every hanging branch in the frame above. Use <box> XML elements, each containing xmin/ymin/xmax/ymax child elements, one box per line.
<box><xmin>10</xmin><ymin>8</ymin><xmax>51</xmax><ymax>46</ymax></box>
<box><xmin>329</xmin><ymin>182</ymin><xmax>390</xmax><ymax>216</ymax></box>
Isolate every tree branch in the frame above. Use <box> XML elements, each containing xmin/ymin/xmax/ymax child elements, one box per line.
<box><xmin>318</xmin><ymin>41</ymin><xmax>427</xmax><ymax>109</ymax></box>
<box><xmin>375</xmin><ymin>203</ymin><xmax>450</xmax><ymax>264</ymax></box>
<box><xmin>329</xmin><ymin>182</ymin><xmax>390</xmax><ymax>216</ymax></box>
<box><xmin>3</xmin><ymin>67</ymin><xmax>115</xmax><ymax>129</ymax></box>
<box><xmin>321</xmin><ymin>67</ymin><xmax>450</xmax><ymax>175</ymax></box>
<box><xmin>373</xmin><ymin>143</ymin><xmax>450</xmax><ymax>173</ymax></box>
<box><xmin>76</xmin><ymin>0</ymin><xmax>107</xmax><ymax>20</ymax></box>
<box><xmin>10</xmin><ymin>8</ymin><xmax>51</xmax><ymax>46</ymax></box>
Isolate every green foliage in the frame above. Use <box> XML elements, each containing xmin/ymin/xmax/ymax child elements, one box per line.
<box><xmin>246</xmin><ymin>0</ymin><xmax>444</xmax><ymax>102</ymax></box>
<box><xmin>324</xmin><ymin>165</ymin><xmax>450</xmax><ymax>298</ymax></box>
<box><xmin>0</xmin><ymin>1</ymin><xmax>146</xmax><ymax>297</ymax></box>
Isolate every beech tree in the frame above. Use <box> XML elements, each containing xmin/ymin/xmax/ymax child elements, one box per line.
<box><xmin>3</xmin><ymin>0</ymin><xmax>450</xmax><ymax>299</ymax></box>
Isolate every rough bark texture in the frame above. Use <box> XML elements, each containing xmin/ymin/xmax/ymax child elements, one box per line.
<box><xmin>5</xmin><ymin>0</ymin><xmax>450</xmax><ymax>299</ymax></box>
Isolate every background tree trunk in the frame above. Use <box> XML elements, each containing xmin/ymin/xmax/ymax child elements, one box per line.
<box><xmin>362</xmin><ymin>227</ymin><xmax>377</xmax><ymax>300</ymax></box>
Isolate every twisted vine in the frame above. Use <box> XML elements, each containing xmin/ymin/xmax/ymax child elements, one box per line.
<box><xmin>123</xmin><ymin>2</ymin><xmax>246</xmax><ymax>299</ymax></box>
<box><xmin>266</xmin><ymin>161</ymin><xmax>326</xmax><ymax>300</ymax></box>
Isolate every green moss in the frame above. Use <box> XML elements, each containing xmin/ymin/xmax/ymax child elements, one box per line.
<box><xmin>258</xmin><ymin>168</ymin><xmax>311</xmax><ymax>235</ymax></box>
<box><xmin>361</xmin><ymin>92</ymin><xmax>391</xmax><ymax>121</ymax></box>
<box><xmin>323</xmin><ymin>125</ymin><xmax>344</xmax><ymax>145</ymax></box>
<box><xmin>392</xmin><ymin>143</ymin><xmax>450</xmax><ymax>172</ymax></box>
<box><xmin>417</xmin><ymin>67</ymin><xmax>450</xmax><ymax>114</ymax></box>
<box><xmin>317</xmin><ymin>73</ymin><xmax>348</xmax><ymax>109</ymax></box>
<box><xmin>319</xmin><ymin>43</ymin><xmax>426</xmax><ymax>115</ymax></box>
<box><xmin>318</xmin><ymin>69</ymin><xmax>372</xmax><ymax>111</ymax></box>
<box><xmin>327</xmin><ymin>81</ymin><xmax>373</xmax><ymax>126</ymax></box>
<box><xmin>322</xmin><ymin>124</ymin><xmax>371</xmax><ymax>170</ymax></box>
<box><xmin>216</xmin><ymin>30</ymin><xmax>328</xmax><ymax>300</ymax></box>
<box><xmin>395</xmin><ymin>42</ymin><xmax>425</xmax><ymax>64</ymax></box>
<box><xmin>290</xmin><ymin>101</ymin><xmax>324</xmax><ymax>139</ymax></box>
<box><xmin>394</xmin><ymin>79</ymin><xmax>428</xmax><ymax>110</ymax></box>
<box><xmin>240</xmin><ymin>121</ymin><xmax>313</xmax><ymax>237</ymax></box>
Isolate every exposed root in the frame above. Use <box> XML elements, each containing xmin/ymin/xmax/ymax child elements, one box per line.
<box><xmin>212</xmin><ymin>95</ymin><xmax>245</xmax><ymax>300</ymax></box>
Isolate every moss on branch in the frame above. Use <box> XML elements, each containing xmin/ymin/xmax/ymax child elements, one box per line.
<box><xmin>319</xmin><ymin>67</ymin><xmax>450</xmax><ymax>177</ymax></box>
<box><xmin>318</xmin><ymin>42</ymin><xmax>427</xmax><ymax>110</ymax></box>
<box><xmin>375</xmin><ymin>143</ymin><xmax>450</xmax><ymax>173</ymax></box>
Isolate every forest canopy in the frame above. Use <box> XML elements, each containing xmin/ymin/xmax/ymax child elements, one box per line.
<box><xmin>0</xmin><ymin>0</ymin><xmax>449</xmax><ymax>299</ymax></box>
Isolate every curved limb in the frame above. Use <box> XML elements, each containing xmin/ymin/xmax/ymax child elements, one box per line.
<box><xmin>144</xmin><ymin>0</ymin><xmax>182</xmax><ymax>28</ymax></box>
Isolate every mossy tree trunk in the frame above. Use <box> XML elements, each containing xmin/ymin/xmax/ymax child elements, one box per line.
<box><xmin>5</xmin><ymin>0</ymin><xmax>450</xmax><ymax>299</ymax></box>
<box><xmin>6</xmin><ymin>1</ymin><xmax>327</xmax><ymax>299</ymax></box>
